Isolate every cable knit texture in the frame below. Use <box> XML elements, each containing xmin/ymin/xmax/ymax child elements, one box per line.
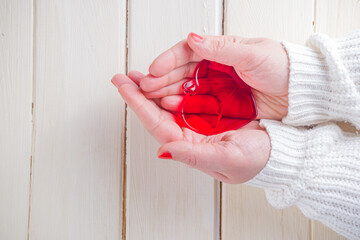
<box><xmin>248</xmin><ymin>120</ymin><xmax>360</xmax><ymax>239</ymax></box>
<box><xmin>247</xmin><ymin>31</ymin><xmax>360</xmax><ymax>240</ymax></box>
<box><xmin>282</xmin><ymin>30</ymin><xmax>360</xmax><ymax>128</ymax></box>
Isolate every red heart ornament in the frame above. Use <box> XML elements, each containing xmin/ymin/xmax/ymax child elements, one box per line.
<box><xmin>175</xmin><ymin>60</ymin><xmax>257</xmax><ymax>135</ymax></box>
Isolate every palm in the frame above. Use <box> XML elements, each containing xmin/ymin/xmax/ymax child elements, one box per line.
<box><xmin>180</xmin><ymin>125</ymin><xmax>270</xmax><ymax>183</ymax></box>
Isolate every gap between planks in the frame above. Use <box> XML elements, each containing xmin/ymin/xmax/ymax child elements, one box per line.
<box><xmin>122</xmin><ymin>0</ymin><xmax>129</xmax><ymax>238</ymax></box>
<box><xmin>122</xmin><ymin>1</ymin><xmax>223</xmax><ymax>239</ymax></box>
<box><xmin>219</xmin><ymin>1</ymin><xmax>225</xmax><ymax>239</ymax></box>
<box><xmin>27</xmin><ymin>0</ymin><xmax>36</xmax><ymax>239</ymax></box>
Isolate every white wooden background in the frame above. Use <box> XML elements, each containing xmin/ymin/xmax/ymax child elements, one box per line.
<box><xmin>1</xmin><ymin>0</ymin><xmax>359</xmax><ymax>239</ymax></box>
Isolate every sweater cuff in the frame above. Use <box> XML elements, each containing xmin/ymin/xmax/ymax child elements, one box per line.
<box><xmin>247</xmin><ymin>120</ymin><xmax>360</xmax><ymax>239</ymax></box>
<box><xmin>282</xmin><ymin>30</ymin><xmax>360</xmax><ymax>129</ymax></box>
<box><xmin>281</xmin><ymin>41</ymin><xmax>331</xmax><ymax>126</ymax></box>
<box><xmin>246</xmin><ymin>119</ymin><xmax>317</xmax><ymax>208</ymax></box>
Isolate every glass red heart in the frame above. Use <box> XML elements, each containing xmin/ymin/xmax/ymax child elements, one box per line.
<box><xmin>175</xmin><ymin>60</ymin><xmax>257</xmax><ymax>135</ymax></box>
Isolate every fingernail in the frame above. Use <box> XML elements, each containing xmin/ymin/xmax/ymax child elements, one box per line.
<box><xmin>111</xmin><ymin>76</ymin><xmax>121</xmax><ymax>88</ymax></box>
<box><xmin>190</xmin><ymin>32</ymin><xmax>203</xmax><ymax>42</ymax></box>
<box><xmin>158</xmin><ymin>152</ymin><xmax>172</xmax><ymax>159</ymax></box>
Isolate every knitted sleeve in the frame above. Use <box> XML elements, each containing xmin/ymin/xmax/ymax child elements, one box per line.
<box><xmin>281</xmin><ymin>30</ymin><xmax>360</xmax><ymax>129</ymax></box>
<box><xmin>247</xmin><ymin>120</ymin><xmax>360</xmax><ymax>240</ymax></box>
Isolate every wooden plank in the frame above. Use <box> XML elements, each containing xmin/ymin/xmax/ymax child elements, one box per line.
<box><xmin>126</xmin><ymin>0</ymin><xmax>222</xmax><ymax>239</ymax></box>
<box><xmin>0</xmin><ymin>0</ymin><xmax>33</xmax><ymax>239</ymax></box>
<box><xmin>222</xmin><ymin>0</ymin><xmax>313</xmax><ymax>239</ymax></box>
<box><xmin>29</xmin><ymin>1</ymin><xmax>126</xmax><ymax>239</ymax></box>
<box><xmin>225</xmin><ymin>0</ymin><xmax>314</xmax><ymax>41</ymax></box>
<box><xmin>315</xmin><ymin>0</ymin><xmax>360</xmax><ymax>38</ymax></box>
<box><xmin>312</xmin><ymin>221</ymin><xmax>346</xmax><ymax>240</ymax></box>
<box><xmin>312</xmin><ymin>0</ymin><xmax>360</xmax><ymax>239</ymax></box>
<box><xmin>222</xmin><ymin>185</ymin><xmax>310</xmax><ymax>240</ymax></box>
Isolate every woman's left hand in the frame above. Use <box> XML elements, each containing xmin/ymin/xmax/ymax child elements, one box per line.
<box><xmin>111</xmin><ymin>72</ymin><xmax>270</xmax><ymax>183</ymax></box>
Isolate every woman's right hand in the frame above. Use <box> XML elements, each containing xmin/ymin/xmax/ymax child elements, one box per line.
<box><xmin>111</xmin><ymin>72</ymin><xmax>270</xmax><ymax>184</ymax></box>
<box><xmin>138</xmin><ymin>33</ymin><xmax>290</xmax><ymax>120</ymax></box>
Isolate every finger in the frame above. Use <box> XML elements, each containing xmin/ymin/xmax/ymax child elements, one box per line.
<box><xmin>145</xmin><ymin>77</ymin><xmax>213</xmax><ymax>100</ymax></box>
<box><xmin>187</xmin><ymin>33</ymin><xmax>253</xmax><ymax>67</ymax></box>
<box><xmin>111</xmin><ymin>73</ymin><xmax>138</xmax><ymax>88</ymax></box>
<box><xmin>160</xmin><ymin>94</ymin><xmax>236</xmax><ymax>115</ymax></box>
<box><xmin>149</xmin><ymin>40</ymin><xmax>202</xmax><ymax>77</ymax></box>
<box><xmin>160</xmin><ymin>95</ymin><xmax>220</xmax><ymax>115</ymax></box>
<box><xmin>143</xmin><ymin>79</ymin><xmax>186</xmax><ymax>99</ymax></box>
<box><xmin>111</xmin><ymin>74</ymin><xmax>183</xmax><ymax>144</ymax></box>
<box><xmin>158</xmin><ymin>77</ymin><xmax>215</xmax><ymax>111</ymax></box>
<box><xmin>128</xmin><ymin>70</ymin><xmax>145</xmax><ymax>86</ymax></box>
<box><xmin>161</xmin><ymin>94</ymin><xmax>258</xmax><ymax>123</ymax></box>
<box><xmin>160</xmin><ymin>95</ymin><xmax>183</xmax><ymax>111</ymax></box>
<box><xmin>157</xmin><ymin>140</ymin><xmax>226</xmax><ymax>170</ymax></box>
<box><xmin>141</xmin><ymin>62</ymin><xmax>198</xmax><ymax>92</ymax></box>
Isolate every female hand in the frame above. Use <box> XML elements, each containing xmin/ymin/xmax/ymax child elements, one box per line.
<box><xmin>111</xmin><ymin>72</ymin><xmax>270</xmax><ymax>184</ymax></box>
<box><xmin>139</xmin><ymin>33</ymin><xmax>289</xmax><ymax>120</ymax></box>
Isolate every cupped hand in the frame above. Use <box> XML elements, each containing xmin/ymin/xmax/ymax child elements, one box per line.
<box><xmin>139</xmin><ymin>33</ymin><xmax>289</xmax><ymax>120</ymax></box>
<box><xmin>111</xmin><ymin>72</ymin><xmax>270</xmax><ymax>184</ymax></box>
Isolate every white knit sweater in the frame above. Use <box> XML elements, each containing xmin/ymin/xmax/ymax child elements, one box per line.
<box><xmin>248</xmin><ymin>30</ymin><xmax>360</xmax><ymax>239</ymax></box>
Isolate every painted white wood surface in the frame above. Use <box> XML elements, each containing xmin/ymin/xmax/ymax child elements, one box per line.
<box><xmin>126</xmin><ymin>0</ymin><xmax>222</xmax><ymax>239</ymax></box>
<box><xmin>315</xmin><ymin>0</ymin><xmax>360</xmax><ymax>38</ymax></box>
<box><xmin>225</xmin><ymin>0</ymin><xmax>314</xmax><ymax>41</ymax></box>
<box><xmin>0</xmin><ymin>1</ymin><xmax>33</xmax><ymax>239</ymax></box>
<box><xmin>28</xmin><ymin>1</ymin><xmax>126</xmax><ymax>239</ymax></box>
<box><xmin>312</xmin><ymin>0</ymin><xmax>360</xmax><ymax>239</ymax></box>
<box><xmin>222</xmin><ymin>0</ymin><xmax>313</xmax><ymax>239</ymax></box>
<box><xmin>1</xmin><ymin>1</ymin><xmax>359</xmax><ymax>240</ymax></box>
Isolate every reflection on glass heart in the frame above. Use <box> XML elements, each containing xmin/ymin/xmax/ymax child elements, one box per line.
<box><xmin>175</xmin><ymin>60</ymin><xmax>257</xmax><ymax>135</ymax></box>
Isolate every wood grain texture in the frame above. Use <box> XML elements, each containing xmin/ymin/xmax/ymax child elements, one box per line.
<box><xmin>29</xmin><ymin>1</ymin><xmax>126</xmax><ymax>239</ymax></box>
<box><xmin>312</xmin><ymin>0</ymin><xmax>360</xmax><ymax>239</ymax></box>
<box><xmin>315</xmin><ymin>0</ymin><xmax>360</xmax><ymax>37</ymax></box>
<box><xmin>1</xmin><ymin>1</ymin><xmax>358</xmax><ymax>239</ymax></box>
<box><xmin>126</xmin><ymin>0</ymin><xmax>222</xmax><ymax>239</ymax></box>
<box><xmin>0</xmin><ymin>0</ymin><xmax>33</xmax><ymax>239</ymax></box>
<box><xmin>223</xmin><ymin>185</ymin><xmax>310</xmax><ymax>240</ymax></box>
<box><xmin>312</xmin><ymin>221</ymin><xmax>346</xmax><ymax>240</ymax></box>
<box><xmin>222</xmin><ymin>0</ymin><xmax>313</xmax><ymax>239</ymax></box>
<box><xmin>225</xmin><ymin>0</ymin><xmax>314</xmax><ymax>41</ymax></box>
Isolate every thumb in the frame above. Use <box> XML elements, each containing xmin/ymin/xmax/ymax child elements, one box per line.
<box><xmin>187</xmin><ymin>33</ymin><xmax>252</xmax><ymax>66</ymax></box>
<box><xmin>157</xmin><ymin>140</ymin><xmax>223</xmax><ymax>170</ymax></box>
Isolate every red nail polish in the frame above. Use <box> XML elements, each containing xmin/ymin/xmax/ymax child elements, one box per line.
<box><xmin>190</xmin><ymin>32</ymin><xmax>203</xmax><ymax>42</ymax></box>
<box><xmin>158</xmin><ymin>152</ymin><xmax>172</xmax><ymax>159</ymax></box>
